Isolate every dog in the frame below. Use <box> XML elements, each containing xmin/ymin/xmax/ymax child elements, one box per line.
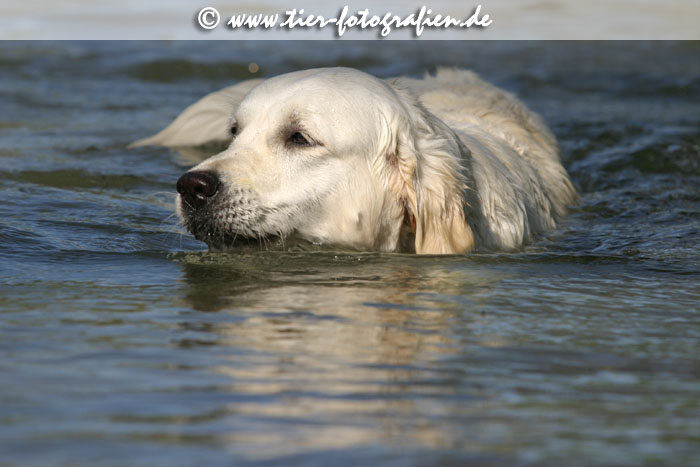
<box><xmin>132</xmin><ymin>67</ymin><xmax>576</xmax><ymax>254</ymax></box>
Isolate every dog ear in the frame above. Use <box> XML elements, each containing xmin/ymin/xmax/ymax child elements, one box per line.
<box><xmin>128</xmin><ymin>79</ymin><xmax>262</xmax><ymax>148</ymax></box>
<box><xmin>380</xmin><ymin>84</ymin><xmax>475</xmax><ymax>254</ymax></box>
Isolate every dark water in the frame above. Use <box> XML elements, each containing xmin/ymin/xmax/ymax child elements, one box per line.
<box><xmin>1</xmin><ymin>41</ymin><xmax>699</xmax><ymax>465</ymax></box>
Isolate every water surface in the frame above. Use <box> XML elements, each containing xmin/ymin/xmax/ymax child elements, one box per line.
<box><xmin>1</xmin><ymin>41</ymin><xmax>699</xmax><ymax>465</ymax></box>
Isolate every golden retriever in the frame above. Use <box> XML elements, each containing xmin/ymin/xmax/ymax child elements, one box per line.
<box><xmin>132</xmin><ymin>67</ymin><xmax>576</xmax><ymax>254</ymax></box>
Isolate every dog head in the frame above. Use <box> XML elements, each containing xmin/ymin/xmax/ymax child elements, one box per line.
<box><xmin>176</xmin><ymin>67</ymin><xmax>474</xmax><ymax>254</ymax></box>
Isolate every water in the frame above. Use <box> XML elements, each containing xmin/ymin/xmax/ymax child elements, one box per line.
<box><xmin>1</xmin><ymin>41</ymin><xmax>699</xmax><ymax>465</ymax></box>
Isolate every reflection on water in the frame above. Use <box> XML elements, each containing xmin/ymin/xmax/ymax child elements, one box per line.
<box><xmin>173</xmin><ymin>253</ymin><xmax>512</xmax><ymax>460</ymax></box>
<box><xmin>1</xmin><ymin>41</ymin><xmax>700</xmax><ymax>465</ymax></box>
<box><xmin>124</xmin><ymin>253</ymin><xmax>498</xmax><ymax>461</ymax></box>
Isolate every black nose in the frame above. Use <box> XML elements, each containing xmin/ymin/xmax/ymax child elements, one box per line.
<box><xmin>176</xmin><ymin>171</ymin><xmax>220</xmax><ymax>209</ymax></box>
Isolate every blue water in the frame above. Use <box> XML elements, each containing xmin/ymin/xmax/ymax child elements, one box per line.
<box><xmin>1</xmin><ymin>41</ymin><xmax>699</xmax><ymax>465</ymax></box>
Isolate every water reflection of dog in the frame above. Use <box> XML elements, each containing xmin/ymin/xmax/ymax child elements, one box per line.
<box><xmin>178</xmin><ymin>254</ymin><xmax>496</xmax><ymax>360</ymax></box>
<box><xmin>176</xmin><ymin>253</ymin><xmax>509</xmax><ymax>456</ymax></box>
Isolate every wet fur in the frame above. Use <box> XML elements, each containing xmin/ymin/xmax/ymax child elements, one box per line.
<box><xmin>133</xmin><ymin>67</ymin><xmax>576</xmax><ymax>254</ymax></box>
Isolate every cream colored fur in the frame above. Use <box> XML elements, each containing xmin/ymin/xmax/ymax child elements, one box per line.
<box><xmin>133</xmin><ymin>67</ymin><xmax>576</xmax><ymax>254</ymax></box>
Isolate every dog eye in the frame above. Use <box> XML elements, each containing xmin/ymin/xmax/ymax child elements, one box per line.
<box><xmin>289</xmin><ymin>131</ymin><xmax>310</xmax><ymax>147</ymax></box>
<box><xmin>230</xmin><ymin>124</ymin><xmax>238</xmax><ymax>137</ymax></box>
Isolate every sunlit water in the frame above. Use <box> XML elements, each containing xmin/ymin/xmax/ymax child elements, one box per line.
<box><xmin>1</xmin><ymin>41</ymin><xmax>699</xmax><ymax>465</ymax></box>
